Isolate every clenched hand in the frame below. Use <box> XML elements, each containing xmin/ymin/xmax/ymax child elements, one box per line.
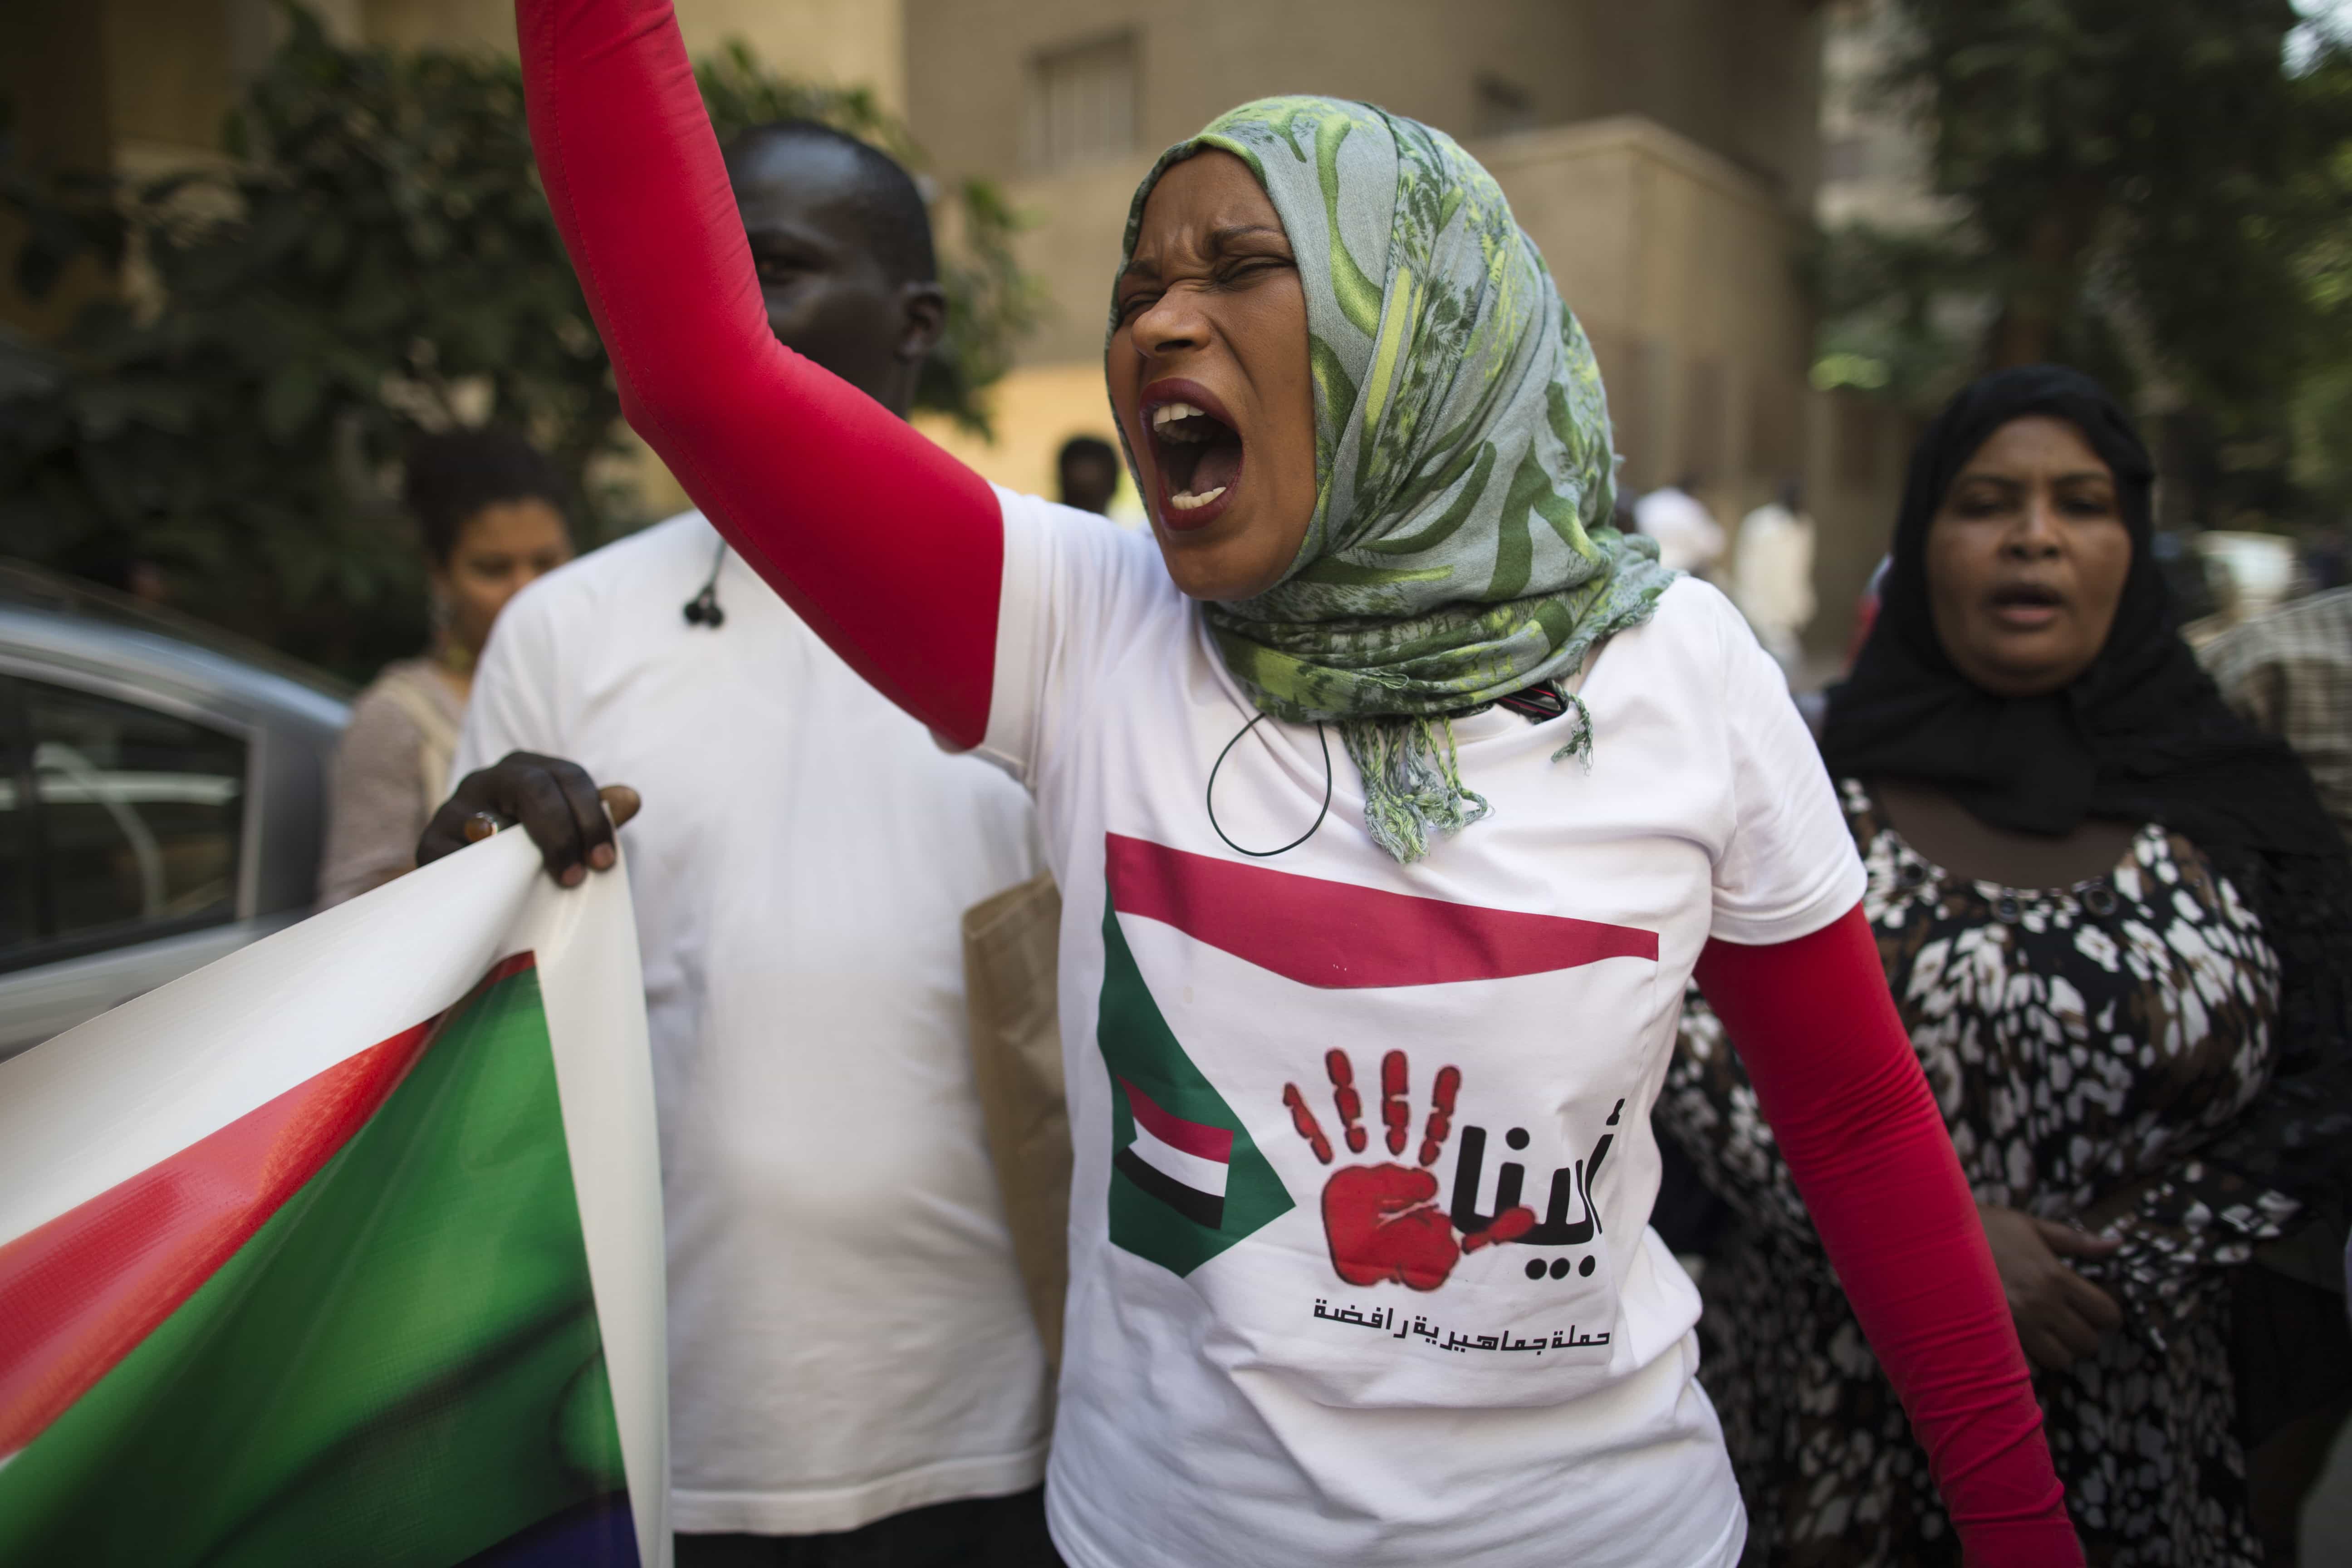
<box><xmin>417</xmin><ymin>751</ymin><xmax>641</xmax><ymax>887</ymax></box>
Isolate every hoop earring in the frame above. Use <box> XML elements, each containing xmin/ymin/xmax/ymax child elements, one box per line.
<box><xmin>427</xmin><ymin>589</ymin><xmax>472</xmax><ymax>672</ymax></box>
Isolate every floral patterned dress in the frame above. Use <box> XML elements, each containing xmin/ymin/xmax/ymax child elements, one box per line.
<box><xmin>1659</xmin><ymin>780</ymin><xmax>2295</xmax><ymax>1567</ymax></box>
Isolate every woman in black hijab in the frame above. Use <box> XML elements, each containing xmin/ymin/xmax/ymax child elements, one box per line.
<box><xmin>1658</xmin><ymin>365</ymin><xmax>2352</xmax><ymax>1566</ymax></box>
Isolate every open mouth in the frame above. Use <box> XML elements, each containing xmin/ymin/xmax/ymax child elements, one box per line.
<box><xmin>1144</xmin><ymin>382</ymin><xmax>1245</xmax><ymax>530</ymax></box>
<box><xmin>1988</xmin><ymin>581</ymin><xmax>2065</xmax><ymax>627</ymax></box>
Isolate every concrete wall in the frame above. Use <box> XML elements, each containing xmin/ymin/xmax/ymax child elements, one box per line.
<box><xmin>903</xmin><ymin>0</ymin><xmax>1595</xmax><ymax>185</ymax></box>
<box><xmin>2</xmin><ymin>0</ymin><xmax>900</xmax><ymax>190</ymax></box>
<box><xmin>1479</xmin><ymin>118</ymin><xmax>1810</xmax><ymax>506</ymax></box>
<box><xmin>905</xmin><ymin>0</ymin><xmax>1820</xmax><ymax>204</ymax></box>
<box><xmin>1806</xmin><ymin>388</ymin><xmax>1915</xmax><ymax>659</ymax></box>
<box><xmin>361</xmin><ymin>0</ymin><xmax>904</xmax><ymax>110</ymax></box>
<box><xmin>1586</xmin><ymin>0</ymin><xmax>1823</xmax><ymax>208</ymax></box>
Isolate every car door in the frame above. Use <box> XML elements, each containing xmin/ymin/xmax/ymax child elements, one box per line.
<box><xmin>0</xmin><ymin>671</ymin><xmax>272</xmax><ymax>1059</ymax></box>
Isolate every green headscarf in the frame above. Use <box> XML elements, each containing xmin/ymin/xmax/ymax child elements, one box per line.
<box><xmin>1112</xmin><ymin>96</ymin><xmax>1675</xmax><ymax>862</ymax></box>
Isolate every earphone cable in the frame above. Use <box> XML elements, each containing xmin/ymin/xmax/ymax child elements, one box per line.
<box><xmin>683</xmin><ymin>539</ymin><xmax>729</xmax><ymax>629</ymax></box>
<box><xmin>1206</xmin><ymin>710</ymin><xmax>1333</xmax><ymax>858</ymax></box>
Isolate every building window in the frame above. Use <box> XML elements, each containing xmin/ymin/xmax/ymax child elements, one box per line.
<box><xmin>1473</xmin><ymin>74</ymin><xmax>1535</xmax><ymax>138</ymax></box>
<box><xmin>1027</xmin><ymin>33</ymin><xmax>1139</xmax><ymax>172</ymax></box>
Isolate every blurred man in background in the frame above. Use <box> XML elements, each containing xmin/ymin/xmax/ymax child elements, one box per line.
<box><xmin>1054</xmin><ymin>434</ymin><xmax>1120</xmax><ymax>517</ymax></box>
<box><xmin>1732</xmin><ymin>477</ymin><xmax>1817</xmax><ymax>682</ymax></box>
<box><xmin>1634</xmin><ymin>470</ymin><xmax>1725</xmax><ymax>578</ymax></box>
<box><xmin>2202</xmin><ymin>585</ymin><xmax>2352</xmax><ymax>843</ymax></box>
<box><xmin>421</xmin><ymin>120</ymin><xmax>1056</xmax><ymax>1568</ymax></box>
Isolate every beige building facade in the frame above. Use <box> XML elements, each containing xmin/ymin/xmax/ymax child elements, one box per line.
<box><xmin>8</xmin><ymin>0</ymin><xmax>1905</xmax><ymax>654</ymax></box>
<box><xmin>902</xmin><ymin>0</ymin><xmax>1911</xmax><ymax>654</ymax></box>
<box><xmin>910</xmin><ymin>0</ymin><xmax>1824</xmax><ymax>508</ymax></box>
<box><xmin>2</xmin><ymin>0</ymin><xmax>902</xmax><ymax>179</ymax></box>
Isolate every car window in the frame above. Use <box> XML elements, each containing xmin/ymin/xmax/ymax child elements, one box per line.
<box><xmin>0</xmin><ymin>676</ymin><xmax>248</xmax><ymax>971</ymax></box>
<box><xmin>0</xmin><ymin>687</ymin><xmax>34</xmax><ymax>953</ymax></box>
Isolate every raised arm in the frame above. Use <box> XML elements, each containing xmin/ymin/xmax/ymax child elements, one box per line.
<box><xmin>1696</xmin><ymin>906</ymin><xmax>2082</xmax><ymax>1566</ymax></box>
<box><xmin>517</xmin><ymin>0</ymin><xmax>1001</xmax><ymax>744</ymax></box>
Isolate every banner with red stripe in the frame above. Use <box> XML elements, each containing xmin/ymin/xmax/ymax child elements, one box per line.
<box><xmin>0</xmin><ymin>832</ymin><xmax>666</xmax><ymax>1568</ymax></box>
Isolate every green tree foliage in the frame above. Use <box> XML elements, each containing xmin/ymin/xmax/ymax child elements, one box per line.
<box><xmin>2284</xmin><ymin>53</ymin><xmax>2352</xmax><ymax>518</ymax></box>
<box><xmin>1809</xmin><ymin>224</ymin><xmax>1990</xmax><ymax>407</ymax></box>
<box><xmin>1817</xmin><ymin>0</ymin><xmax>2352</xmax><ymax>526</ymax></box>
<box><xmin>0</xmin><ymin>8</ymin><xmax>1037</xmax><ymax>678</ymax></box>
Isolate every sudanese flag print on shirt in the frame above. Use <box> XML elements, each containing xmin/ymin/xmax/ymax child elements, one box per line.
<box><xmin>1096</xmin><ymin>889</ymin><xmax>1295</xmax><ymax>1278</ymax></box>
<box><xmin>1096</xmin><ymin>834</ymin><xmax>1658</xmax><ymax>1295</ymax></box>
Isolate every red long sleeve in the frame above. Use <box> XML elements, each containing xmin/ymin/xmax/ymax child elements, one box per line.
<box><xmin>516</xmin><ymin>0</ymin><xmax>1003</xmax><ymax>745</ymax></box>
<box><xmin>1696</xmin><ymin>904</ymin><xmax>2081</xmax><ymax>1565</ymax></box>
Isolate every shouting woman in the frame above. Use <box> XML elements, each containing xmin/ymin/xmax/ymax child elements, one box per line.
<box><xmin>1661</xmin><ymin>367</ymin><xmax>2352</xmax><ymax>1566</ymax></box>
<box><xmin>512</xmin><ymin>2</ymin><xmax>2083</xmax><ymax>1562</ymax></box>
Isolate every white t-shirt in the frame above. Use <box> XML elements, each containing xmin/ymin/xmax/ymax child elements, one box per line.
<box><xmin>456</xmin><ymin>513</ymin><xmax>1050</xmax><ymax>1535</ymax></box>
<box><xmin>975</xmin><ymin>491</ymin><xmax>1863</xmax><ymax>1568</ymax></box>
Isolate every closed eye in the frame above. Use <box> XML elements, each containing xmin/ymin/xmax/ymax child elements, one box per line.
<box><xmin>751</xmin><ymin>240</ymin><xmax>825</xmax><ymax>284</ymax></box>
<box><xmin>1218</xmin><ymin>256</ymin><xmax>1293</xmax><ymax>286</ymax></box>
<box><xmin>1951</xmin><ymin>490</ymin><xmax>2017</xmax><ymax>519</ymax></box>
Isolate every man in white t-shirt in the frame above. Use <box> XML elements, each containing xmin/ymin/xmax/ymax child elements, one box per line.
<box><xmin>1633</xmin><ymin>472</ymin><xmax>1726</xmax><ymax>579</ymax></box>
<box><xmin>419</xmin><ymin>122</ymin><xmax>1056</xmax><ymax>1568</ymax></box>
<box><xmin>1731</xmin><ymin>478</ymin><xmax>1817</xmax><ymax>681</ymax></box>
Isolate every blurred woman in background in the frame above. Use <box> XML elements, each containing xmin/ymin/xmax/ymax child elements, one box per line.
<box><xmin>317</xmin><ymin>426</ymin><xmax>572</xmax><ymax>906</ymax></box>
<box><xmin>1659</xmin><ymin>365</ymin><xmax>2352</xmax><ymax>1566</ymax></box>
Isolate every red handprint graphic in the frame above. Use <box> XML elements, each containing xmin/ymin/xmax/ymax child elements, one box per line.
<box><xmin>1282</xmin><ymin>1050</ymin><xmax>1534</xmax><ymax>1292</ymax></box>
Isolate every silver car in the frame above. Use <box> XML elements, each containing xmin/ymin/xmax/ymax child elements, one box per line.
<box><xmin>0</xmin><ymin>562</ymin><xmax>349</xmax><ymax>1059</ymax></box>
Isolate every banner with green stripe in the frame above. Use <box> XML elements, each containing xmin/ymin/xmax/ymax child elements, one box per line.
<box><xmin>0</xmin><ymin>831</ymin><xmax>666</xmax><ymax>1567</ymax></box>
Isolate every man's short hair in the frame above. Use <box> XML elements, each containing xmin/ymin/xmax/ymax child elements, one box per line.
<box><xmin>725</xmin><ymin>120</ymin><xmax>937</xmax><ymax>286</ymax></box>
<box><xmin>1058</xmin><ymin>435</ymin><xmax>1119</xmax><ymax>473</ymax></box>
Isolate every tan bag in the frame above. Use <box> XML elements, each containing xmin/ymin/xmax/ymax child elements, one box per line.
<box><xmin>961</xmin><ymin>872</ymin><xmax>1071</xmax><ymax>1380</ymax></box>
